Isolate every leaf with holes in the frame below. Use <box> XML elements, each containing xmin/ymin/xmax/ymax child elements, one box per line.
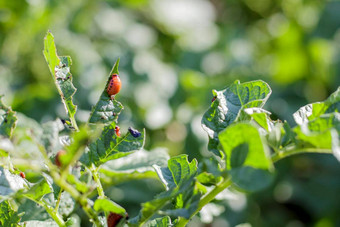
<box><xmin>43</xmin><ymin>32</ymin><xmax>77</xmax><ymax>126</ymax></box>
<box><xmin>0</xmin><ymin>96</ymin><xmax>17</xmax><ymax>138</ymax></box>
<box><xmin>88</xmin><ymin>59</ymin><xmax>123</xmax><ymax>124</ymax></box>
<box><xmin>201</xmin><ymin>80</ymin><xmax>272</xmax><ymax>156</ymax></box>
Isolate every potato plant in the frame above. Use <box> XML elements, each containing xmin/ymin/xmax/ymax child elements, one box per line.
<box><xmin>0</xmin><ymin>32</ymin><xmax>339</xmax><ymax>227</ymax></box>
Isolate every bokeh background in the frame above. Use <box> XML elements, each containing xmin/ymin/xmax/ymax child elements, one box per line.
<box><xmin>1</xmin><ymin>0</ymin><xmax>340</xmax><ymax>226</ymax></box>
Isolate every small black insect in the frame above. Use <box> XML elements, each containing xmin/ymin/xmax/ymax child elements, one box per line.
<box><xmin>128</xmin><ymin>127</ymin><xmax>141</xmax><ymax>138</ymax></box>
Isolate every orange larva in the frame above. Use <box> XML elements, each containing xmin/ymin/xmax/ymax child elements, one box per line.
<box><xmin>107</xmin><ymin>74</ymin><xmax>121</xmax><ymax>96</ymax></box>
<box><xmin>107</xmin><ymin>212</ymin><xmax>128</xmax><ymax>227</ymax></box>
<box><xmin>55</xmin><ymin>150</ymin><xmax>67</xmax><ymax>167</ymax></box>
<box><xmin>20</xmin><ymin>172</ymin><xmax>26</xmax><ymax>179</ymax></box>
<box><xmin>115</xmin><ymin>126</ymin><xmax>121</xmax><ymax>137</ymax></box>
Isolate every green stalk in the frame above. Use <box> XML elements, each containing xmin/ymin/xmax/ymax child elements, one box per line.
<box><xmin>54</xmin><ymin>189</ymin><xmax>63</xmax><ymax>213</ymax></box>
<box><xmin>23</xmin><ymin>196</ymin><xmax>66</xmax><ymax>227</ymax></box>
<box><xmin>70</xmin><ymin>115</ymin><xmax>79</xmax><ymax>131</ymax></box>
<box><xmin>40</xmin><ymin>200</ymin><xmax>66</xmax><ymax>227</ymax></box>
<box><xmin>50</xmin><ymin>171</ymin><xmax>103</xmax><ymax>227</ymax></box>
<box><xmin>176</xmin><ymin>176</ymin><xmax>232</xmax><ymax>227</ymax></box>
<box><xmin>34</xmin><ymin>138</ymin><xmax>102</xmax><ymax>227</ymax></box>
<box><xmin>90</xmin><ymin>164</ymin><xmax>105</xmax><ymax>199</ymax></box>
<box><xmin>271</xmin><ymin>148</ymin><xmax>332</xmax><ymax>163</ymax></box>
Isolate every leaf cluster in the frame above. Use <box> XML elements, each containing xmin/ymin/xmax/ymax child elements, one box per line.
<box><xmin>0</xmin><ymin>32</ymin><xmax>339</xmax><ymax>227</ymax></box>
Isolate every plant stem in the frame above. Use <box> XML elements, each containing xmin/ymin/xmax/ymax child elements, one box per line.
<box><xmin>31</xmin><ymin>199</ymin><xmax>65</xmax><ymax>227</ymax></box>
<box><xmin>54</xmin><ymin>189</ymin><xmax>63</xmax><ymax>212</ymax></box>
<box><xmin>50</xmin><ymin>171</ymin><xmax>103</xmax><ymax>227</ymax></box>
<box><xmin>271</xmin><ymin>147</ymin><xmax>332</xmax><ymax>163</ymax></box>
<box><xmin>70</xmin><ymin>115</ymin><xmax>79</xmax><ymax>131</ymax></box>
<box><xmin>90</xmin><ymin>164</ymin><xmax>105</xmax><ymax>199</ymax></box>
<box><xmin>32</xmin><ymin>115</ymin><xmax>100</xmax><ymax>226</ymax></box>
<box><xmin>176</xmin><ymin>176</ymin><xmax>232</xmax><ymax>227</ymax></box>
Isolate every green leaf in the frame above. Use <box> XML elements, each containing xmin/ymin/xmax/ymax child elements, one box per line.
<box><xmin>57</xmin><ymin>192</ymin><xmax>75</xmax><ymax>217</ymax></box>
<box><xmin>20</xmin><ymin>220</ymin><xmax>59</xmax><ymax>227</ymax></box>
<box><xmin>145</xmin><ymin>216</ymin><xmax>172</xmax><ymax>227</ymax></box>
<box><xmin>60</xmin><ymin>126</ymin><xmax>95</xmax><ymax>169</ymax></box>
<box><xmin>293</xmin><ymin>86</ymin><xmax>340</xmax><ymax>125</ymax></box>
<box><xmin>0</xmin><ymin>201</ymin><xmax>21</xmax><ymax>227</ymax></box>
<box><xmin>93</xmin><ymin>198</ymin><xmax>126</xmax><ymax>215</ymax></box>
<box><xmin>168</xmin><ymin>155</ymin><xmax>198</xmax><ymax>187</ymax></box>
<box><xmin>244</xmin><ymin>108</ymin><xmax>286</xmax><ymax>148</ymax></box>
<box><xmin>102</xmin><ymin>148</ymin><xmax>169</xmax><ymax>172</ymax></box>
<box><xmin>130</xmin><ymin>155</ymin><xmax>200</xmax><ymax>225</ymax></box>
<box><xmin>196</xmin><ymin>158</ymin><xmax>223</xmax><ymax>186</ymax></box>
<box><xmin>66</xmin><ymin>174</ymin><xmax>90</xmax><ymax>194</ymax></box>
<box><xmin>100</xmin><ymin>148</ymin><xmax>169</xmax><ymax>185</ymax></box>
<box><xmin>65</xmin><ymin>216</ymin><xmax>80</xmax><ymax>227</ymax></box>
<box><xmin>294</xmin><ymin>113</ymin><xmax>340</xmax><ymax>149</ymax></box>
<box><xmin>43</xmin><ymin>31</ymin><xmax>77</xmax><ymax>126</ymax></box>
<box><xmin>202</xmin><ymin>80</ymin><xmax>272</xmax><ymax>156</ymax></box>
<box><xmin>229</xmin><ymin>166</ymin><xmax>274</xmax><ymax>192</ymax></box>
<box><xmin>0</xmin><ymin>167</ymin><xmax>27</xmax><ymax>200</ymax></box>
<box><xmin>38</xmin><ymin>120</ymin><xmax>64</xmax><ymax>157</ymax></box>
<box><xmin>24</xmin><ymin>178</ymin><xmax>52</xmax><ymax>202</ymax></box>
<box><xmin>243</xmin><ymin>108</ymin><xmax>272</xmax><ymax>131</ymax></box>
<box><xmin>154</xmin><ymin>155</ymin><xmax>197</xmax><ymax>190</ymax></box>
<box><xmin>81</xmin><ymin>122</ymin><xmax>145</xmax><ymax>167</ymax></box>
<box><xmin>19</xmin><ymin>191</ymin><xmax>74</xmax><ymax>222</ymax></box>
<box><xmin>0</xmin><ymin>96</ymin><xmax>17</xmax><ymax>138</ymax></box>
<box><xmin>18</xmin><ymin>199</ymin><xmax>50</xmax><ymax>222</ymax></box>
<box><xmin>6</xmin><ymin>115</ymin><xmax>58</xmax><ymax>169</ymax></box>
<box><xmin>230</xmin><ymin>143</ymin><xmax>249</xmax><ymax>168</ymax></box>
<box><xmin>281</xmin><ymin>121</ymin><xmax>295</xmax><ymax>147</ymax></box>
<box><xmin>129</xmin><ymin>180</ymin><xmax>195</xmax><ymax>226</ymax></box>
<box><xmin>331</xmin><ymin>130</ymin><xmax>340</xmax><ymax>162</ymax></box>
<box><xmin>219</xmin><ymin>123</ymin><xmax>274</xmax><ymax>191</ymax></box>
<box><xmin>219</xmin><ymin>123</ymin><xmax>272</xmax><ymax>170</ymax></box>
<box><xmin>88</xmin><ymin>59</ymin><xmax>123</xmax><ymax>124</ymax></box>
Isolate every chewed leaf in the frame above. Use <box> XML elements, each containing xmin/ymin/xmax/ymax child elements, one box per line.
<box><xmin>88</xmin><ymin>98</ymin><xmax>123</xmax><ymax>124</ymax></box>
<box><xmin>80</xmin><ymin>122</ymin><xmax>145</xmax><ymax>167</ymax></box>
<box><xmin>0</xmin><ymin>96</ymin><xmax>17</xmax><ymax>138</ymax></box>
<box><xmin>293</xmin><ymin>86</ymin><xmax>340</xmax><ymax>125</ymax></box>
<box><xmin>43</xmin><ymin>32</ymin><xmax>77</xmax><ymax>125</ymax></box>
<box><xmin>202</xmin><ymin>80</ymin><xmax>272</xmax><ymax>156</ymax></box>
<box><xmin>88</xmin><ymin>59</ymin><xmax>123</xmax><ymax>124</ymax></box>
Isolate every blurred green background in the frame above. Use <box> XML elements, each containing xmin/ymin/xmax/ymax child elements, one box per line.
<box><xmin>1</xmin><ymin>0</ymin><xmax>340</xmax><ymax>226</ymax></box>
